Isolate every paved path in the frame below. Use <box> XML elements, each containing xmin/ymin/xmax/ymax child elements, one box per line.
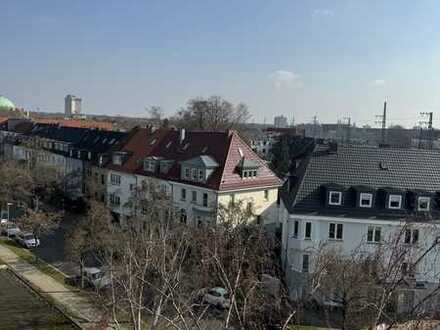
<box><xmin>0</xmin><ymin>244</ymin><xmax>121</xmax><ymax>329</ymax></box>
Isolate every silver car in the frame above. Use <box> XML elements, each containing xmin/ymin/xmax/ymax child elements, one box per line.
<box><xmin>16</xmin><ymin>232</ymin><xmax>40</xmax><ymax>248</ymax></box>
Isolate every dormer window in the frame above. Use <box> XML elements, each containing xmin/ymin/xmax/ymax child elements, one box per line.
<box><xmin>112</xmin><ymin>152</ymin><xmax>129</xmax><ymax>166</ymax></box>
<box><xmin>418</xmin><ymin>196</ymin><xmax>430</xmax><ymax>211</ymax></box>
<box><xmin>359</xmin><ymin>193</ymin><xmax>373</xmax><ymax>208</ymax></box>
<box><xmin>388</xmin><ymin>195</ymin><xmax>402</xmax><ymax>209</ymax></box>
<box><xmin>329</xmin><ymin>191</ymin><xmax>342</xmax><ymax>206</ymax></box>
<box><xmin>237</xmin><ymin>158</ymin><xmax>260</xmax><ymax>179</ymax></box>
<box><xmin>184</xmin><ymin>167</ymin><xmax>190</xmax><ymax>179</ymax></box>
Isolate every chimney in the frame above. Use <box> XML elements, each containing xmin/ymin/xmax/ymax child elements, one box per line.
<box><xmin>179</xmin><ymin>128</ymin><xmax>186</xmax><ymax>144</ymax></box>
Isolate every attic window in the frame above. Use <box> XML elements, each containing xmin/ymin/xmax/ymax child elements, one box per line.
<box><xmin>418</xmin><ymin>197</ymin><xmax>430</xmax><ymax>211</ymax></box>
<box><xmin>388</xmin><ymin>195</ymin><xmax>402</xmax><ymax>209</ymax></box>
<box><xmin>359</xmin><ymin>193</ymin><xmax>373</xmax><ymax>208</ymax></box>
<box><xmin>329</xmin><ymin>191</ymin><xmax>342</xmax><ymax>206</ymax></box>
<box><xmin>238</xmin><ymin>147</ymin><xmax>244</xmax><ymax>158</ymax></box>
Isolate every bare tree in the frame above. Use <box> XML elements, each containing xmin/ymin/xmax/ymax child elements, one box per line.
<box><xmin>303</xmin><ymin>221</ymin><xmax>440</xmax><ymax>330</ymax></box>
<box><xmin>173</xmin><ymin>96</ymin><xmax>251</xmax><ymax>131</ymax></box>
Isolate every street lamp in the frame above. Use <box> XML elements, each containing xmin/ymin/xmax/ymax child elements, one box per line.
<box><xmin>6</xmin><ymin>202</ymin><xmax>13</xmax><ymax>238</ymax></box>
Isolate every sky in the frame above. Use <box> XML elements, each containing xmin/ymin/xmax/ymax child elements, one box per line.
<box><xmin>2</xmin><ymin>0</ymin><xmax>440</xmax><ymax>127</ymax></box>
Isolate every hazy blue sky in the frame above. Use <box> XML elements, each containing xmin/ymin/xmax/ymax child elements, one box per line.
<box><xmin>2</xmin><ymin>0</ymin><xmax>440</xmax><ymax>126</ymax></box>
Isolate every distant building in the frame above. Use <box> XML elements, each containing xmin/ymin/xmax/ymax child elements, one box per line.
<box><xmin>0</xmin><ymin>95</ymin><xmax>15</xmax><ymax>111</ymax></box>
<box><xmin>65</xmin><ymin>95</ymin><xmax>82</xmax><ymax>118</ymax></box>
<box><xmin>274</xmin><ymin>115</ymin><xmax>288</xmax><ymax>128</ymax></box>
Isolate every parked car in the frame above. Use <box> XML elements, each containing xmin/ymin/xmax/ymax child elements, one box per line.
<box><xmin>15</xmin><ymin>232</ymin><xmax>40</xmax><ymax>248</ymax></box>
<box><xmin>203</xmin><ymin>287</ymin><xmax>230</xmax><ymax>309</ymax></box>
<box><xmin>66</xmin><ymin>267</ymin><xmax>111</xmax><ymax>290</ymax></box>
<box><xmin>0</xmin><ymin>222</ymin><xmax>21</xmax><ymax>237</ymax></box>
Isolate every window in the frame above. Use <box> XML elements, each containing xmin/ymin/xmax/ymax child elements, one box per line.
<box><xmin>293</xmin><ymin>220</ymin><xmax>299</xmax><ymax>238</ymax></box>
<box><xmin>110</xmin><ymin>174</ymin><xmax>121</xmax><ymax>186</ymax></box>
<box><xmin>305</xmin><ymin>222</ymin><xmax>312</xmax><ymax>239</ymax></box>
<box><xmin>146</xmin><ymin>161</ymin><xmax>155</xmax><ymax>172</ymax></box>
<box><xmin>203</xmin><ymin>193</ymin><xmax>208</xmax><ymax>207</ymax></box>
<box><xmin>192</xmin><ymin>191</ymin><xmax>197</xmax><ymax>203</ymax></box>
<box><xmin>101</xmin><ymin>175</ymin><xmax>105</xmax><ymax>185</ymax></box>
<box><xmin>191</xmin><ymin>168</ymin><xmax>198</xmax><ymax>180</ymax></box>
<box><xmin>198</xmin><ymin>169</ymin><xmax>204</xmax><ymax>181</ymax></box>
<box><xmin>264</xmin><ymin>190</ymin><xmax>269</xmax><ymax>201</ymax></box>
<box><xmin>418</xmin><ymin>197</ymin><xmax>430</xmax><ymax>211</ymax></box>
<box><xmin>180</xmin><ymin>209</ymin><xmax>187</xmax><ymax>224</ymax></box>
<box><xmin>329</xmin><ymin>223</ymin><xmax>343</xmax><ymax>240</ymax></box>
<box><xmin>405</xmin><ymin>228</ymin><xmax>419</xmax><ymax>244</ymax></box>
<box><xmin>388</xmin><ymin>195</ymin><xmax>402</xmax><ymax>209</ymax></box>
<box><xmin>181</xmin><ymin>188</ymin><xmax>186</xmax><ymax>201</ymax></box>
<box><xmin>129</xmin><ymin>184</ymin><xmax>135</xmax><ymax>191</ymax></box>
<box><xmin>302</xmin><ymin>254</ymin><xmax>310</xmax><ymax>273</ymax></box>
<box><xmin>367</xmin><ymin>226</ymin><xmax>381</xmax><ymax>243</ymax></box>
<box><xmin>360</xmin><ymin>193</ymin><xmax>373</xmax><ymax>208</ymax></box>
<box><xmin>329</xmin><ymin>191</ymin><xmax>342</xmax><ymax>206</ymax></box>
<box><xmin>184</xmin><ymin>167</ymin><xmax>190</xmax><ymax>179</ymax></box>
<box><xmin>109</xmin><ymin>193</ymin><xmax>120</xmax><ymax>206</ymax></box>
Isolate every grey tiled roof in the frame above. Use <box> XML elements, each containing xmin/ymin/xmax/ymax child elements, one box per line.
<box><xmin>293</xmin><ymin>145</ymin><xmax>440</xmax><ymax>211</ymax></box>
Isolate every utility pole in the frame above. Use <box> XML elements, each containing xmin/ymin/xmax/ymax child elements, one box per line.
<box><xmin>375</xmin><ymin>101</ymin><xmax>387</xmax><ymax>144</ymax></box>
<box><xmin>343</xmin><ymin>116</ymin><xmax>351</xmax><ymax>144</ymax></box>
<box><xmin>419</xmin><ymin>112</ymin><xmax>434</xmax><ymax>149</ymax></box>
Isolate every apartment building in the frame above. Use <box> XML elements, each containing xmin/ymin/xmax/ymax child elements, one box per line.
<box><xmin>281</xmin><ymin>143</ymin><xmax>440</xmax><ymax>311</ymax></box>
<box><xmin>105</xmin><ymin>127</ymin><xmax>282</xmax><ymax>226</ymax></box>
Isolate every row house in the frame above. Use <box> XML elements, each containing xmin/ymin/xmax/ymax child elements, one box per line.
<box><xmin>281</xmin><ymin>143</ymin><xmax>440</xmax><ymax>311</ymax></box>
<box><xmin>105</xmin><ymin>127</ymin><xmax>282</xmax><ymax>226</ymax></box>
<box><xmin>0</xmin><ymin>120</ymin><xmax>126</xmax><ymax>201</ymax></box>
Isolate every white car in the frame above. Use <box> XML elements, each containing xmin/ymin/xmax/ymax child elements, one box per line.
<box><xmin>203</xmin><ymin>287</ymin><xmax>231</xmax><ymax>309</ymax></box>
<box><xmin>1</xmin><ymin>222</ymin><xmax>21</xmax><ymax>237</ymax></box>
<box><xmin>83</xmin><ymin>267</ymin><xmax>111</xmax><ymax>289</ymax></box>
<box><xmin>16</xmin><ymin>232</ymin><xmax>40</xmax><ymax>248</ymax></box>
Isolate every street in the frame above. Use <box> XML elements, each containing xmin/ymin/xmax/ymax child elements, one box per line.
<box><xmin>34</xmin><ymin>212</ymin><xmax>81</xmax><ymax>276</ymax></box>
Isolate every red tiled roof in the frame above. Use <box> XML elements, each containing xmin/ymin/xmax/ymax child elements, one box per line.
<box><xmin>107</xmin><ymin>128</ymin><xmax>282</xmax><ymax>191</ymax></box>
<box><xmin>34</xmin><ymin>118</ymin><xmax>113</xmax><ymax>130</ymax></box>
<box><xmin>218</xmin><ymin>132</ymin><xmax>282</xmax><ymax>191</ymax></box>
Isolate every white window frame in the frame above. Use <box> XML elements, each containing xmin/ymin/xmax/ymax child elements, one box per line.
<box><xmin>367</xmin><ymin>226</ymin><xmax>382</xmax><ymax>243</ymax></box>
<box><xmin>388</xmin><ymin>195</ymin><xmax>402</xmax><ymax>209</ymax></box>
<box><xmin>304</xmin><ymin>222</ymin><xmax>312</xmax><ymax>239</ymax></box>
<box><xmin>110</xmin><ymin>174</ymin><xmax>121</xmax><ymax>186</ymax></box>
<box><xmin>417</xmin><ymin>196</ymin><xmax>430</xmax><ymax>211</ymax></box>
<box><xmin>359</xmin><ymin>193</ymin><xmax>373</xmax><ymax>208</ymax></box>
<box><xmin>329</xmin><ymin>191</ymin><xmax>342</xmax><ymax>206</ymax></box>
<box><xmin>328</xmin><ymin>222</ymin><xmax>344</xmax><ymax>240</ymax></box>
<box><xmin>302</xmin><ymin>254</ymin><xmax>310</xmax><ymax>273</ymax></box>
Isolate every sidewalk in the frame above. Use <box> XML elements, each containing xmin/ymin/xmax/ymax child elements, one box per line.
<box><xmin>0</xmin><ymin>243</ymin><xmax>116</xmax><ymax>329</ymax></box>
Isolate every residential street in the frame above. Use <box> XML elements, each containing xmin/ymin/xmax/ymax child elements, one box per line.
<box><xmin>34</xmin><ymin>212</ymin><xmax>82</xmax><ymax>277</ymax></box>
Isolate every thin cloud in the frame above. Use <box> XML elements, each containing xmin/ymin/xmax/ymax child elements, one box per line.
<box><xmin>373</xmin><ymin>79</ymin><xmax>386</xmax><ymax>86</ymax></box>
<box><xmin>269</xmin><ymin>70</ymin><xmax>302</xmax><ymax>89</ymax></box>
<box><xmin>312</xmin><ymin>9</ymin><xmax>335</xmax><ymax>17</ymax></box>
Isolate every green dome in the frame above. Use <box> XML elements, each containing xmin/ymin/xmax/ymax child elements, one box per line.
<box><xmin>0</xmin><ymin>95</ymin><xmax>15</xmax><ymax>110</ymax></box>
